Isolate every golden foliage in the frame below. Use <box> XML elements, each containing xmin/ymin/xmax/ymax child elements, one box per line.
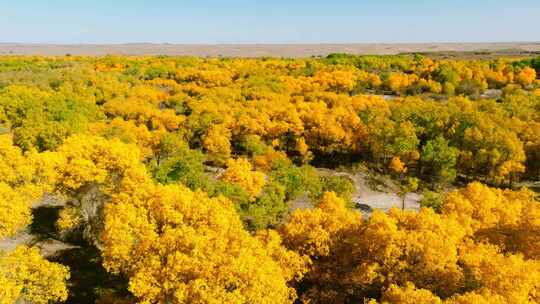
<box><xmin>0</xmin><ymin>246</ymin><xmax>70</xmax><ymax>304</ymax></box>
<box><xmin>101</xmin><ymin>182</ymin><xmax>305</xmax><ymax>303</ymax></box>
<box><xmin>0</xmin><ymin>183</ymin><xmax>32</xmax><ymax>238</ymax></box>
<box><xmin>221</xmin><ymin>158</ymin><xmax>266</xmax><ymax>200</ymax></box>
<box><xmin>280</xmin><ymin>184</ymin><xmax>540</xmax><ymax>303</ymax></box>
<box><xmin>0</xmin><ymin>54</ymin><xmax>539</xmax><ymax>303</ymax></box>
<box><xmin>443</xmin><ymin>182</ymin><xmax>540</xmax><ymax>259</ymax></box>
<box><xmin>55</xmin><ymin>134</ymin><xmax>148</xmax><ymax>194</ymax></box>
<box><xmin>381</xmin><ymin>283</ymin><xmax>442</xmax><ymax>304</ymax></box>
<box><xmin>389</xmin><ymin>156</ymin><xmax>407</xmax><ymax>173</ymax></box>
<box><xmin>0</xmin><ymin>134</ymin><xmax>56</xmax><ymax>237</ymax></box>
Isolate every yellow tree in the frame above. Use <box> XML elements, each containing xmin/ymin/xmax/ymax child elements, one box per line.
<box><xmin>0</xmin><ymin>183</ymin><xmax>32</xmax><ymax>238</ymax></box>
<box><xmin>0</xmin><ymin>134</ymin><xmax>70</xmax><ymax>303</ymax></box>
<box><xmin>279</xmin><ymin>192</ymin><xmax>365</xmax><ymax>303</ymax></box>
<box><xmin>51</xmin><ymin>134</ymin><xmax>305</xmax><ymax>303</ymax></box>
<box><xmin>389</xmin><ymin>156</ymin><xmax>407</xmax><ymax>174</ymax></box>
<box><xmin>0</xmin><ymin>135</ymin><xmax>32</xmax><ymax>238</ymax></box>
<box><xmin>221</xmin><ymin>158</ymin><xmax>266</xmax><ymax>201</ymax></box>
<box><xmin>280</xmin><ymin>183</ymin><xmax>540</xmax><ymax>303</ymax></box>
<box><xmin>0</xmin><ymin>133</ymin><xmax>58</xmax><ymax>237</ymax></box>
<box><xmin>0</xmin><ymin>246</ymin><xmax>70</xmax><ymax>304</ymax></box>
<box><xmin>457</xmin><ymin>241</ymin><xmax>540</xmax><ymax>303</ymax></box>
<box><xmin>515</xmin><ymin>67</ymin><xmax>536</xmax><ymax>86</ymax></box>
<box><xmin>101</xmin><ymin>181</ymin><xmax>306</xmax><ymax>303</ymax></box>
<box><xmin>53</xmin><ymin>134</ymin><xmax>148</xmax><ymax>246</ymax></box>
<box><xmin>381</xmin><ymin>283</ymin><xmax>442</xmax><ymax>304</ymax></box>
<box><xmin>442</xmin><ymin>182</ymin><xmax>540</xmax><ymax>259</ymax></box>
<box><xmin>202</xmin><ymin>123</ymin><xmax>232</xmax><ymax>163</ymax></box>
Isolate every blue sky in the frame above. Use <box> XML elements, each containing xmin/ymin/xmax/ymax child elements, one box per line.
<box><xmin>1</xmin><ymin>0</ymin><xmax>539</xmax><ymax>44</ymax></box>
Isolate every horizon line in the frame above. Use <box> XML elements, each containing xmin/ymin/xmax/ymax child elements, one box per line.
<box><xmin>2</xmin><ymin>41</ymin><xmax>540</xmax><ymax>45</ymax></box>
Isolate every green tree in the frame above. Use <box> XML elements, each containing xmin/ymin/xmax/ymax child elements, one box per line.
<box><xmin>398</xmin><ymin>177</ymin><xmax>419</xmax><ymax>210</ymax></box>
<box><xmin>421</xmin><ymin>136</ymin><xmax>458</xmax><ymax>187</ymax></box>
<box><xmin>269</xmin><ymin>162</ymin><xmax>322</xmax><ymax>201</ymax></box>
<box><xmin>154</xmin><ymin>145</ymin><xmax>210</xmax><ymax>191</ymax></box>
<box><xmin>420</xmin><ymin>189</ymin><xmax>444</xmax><ymax>213</ymax></box>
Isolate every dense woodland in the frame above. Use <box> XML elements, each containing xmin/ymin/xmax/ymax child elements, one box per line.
<box><xmin>0</xmin><ymin>53</ymin><xmax>539</xmax><ymax>303</ymax></box>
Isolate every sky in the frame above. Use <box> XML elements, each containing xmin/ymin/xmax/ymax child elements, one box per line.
<box><xmin>1</xmin><ymin>0</ymin><xmax>539</xmax><ymax>44</ymax></box>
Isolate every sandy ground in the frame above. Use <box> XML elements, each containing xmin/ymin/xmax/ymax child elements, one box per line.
<box><xmin>317</xmin><ymin>168</ymin><xmax>421</xmax><ymax>214</ymax></box>
<box><xmin>0</xmin><ymin>231</ymin><xmax>35</xmax><ymax>252</ymax></box>
<box><xmin>0</xmin><ymin>229</ymin><xmax>76</xmax><ymax>256</ymax></box>
<box><xmin>0</xmin><ymin>42</ymin><xmax>539</xmax><ymax>57</ymax></box>
<box><xmin>0</xmin><ymin>194</ymin><xmax>77</xmax><ymax>256</ymax></box>
<box><xmin>288</xmin><ymin>168</ymin><xmax>422</xmax><ymax>215</ymax></box>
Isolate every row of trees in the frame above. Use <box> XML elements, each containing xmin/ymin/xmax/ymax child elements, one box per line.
<box><xmin>325</xmin><ymin>53</ymin><xmax>539</xmax><ymax>94</ymax></box>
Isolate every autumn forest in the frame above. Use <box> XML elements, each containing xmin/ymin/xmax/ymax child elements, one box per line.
<box><xmin>0</xmin><ymin>53</ymin><xmax>540</xmax><ymax>303</ymax></box>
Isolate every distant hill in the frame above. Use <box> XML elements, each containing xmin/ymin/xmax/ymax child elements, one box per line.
<box><xmin>1</xmin><ymin>42</ymin><xmax>540</xmax><ymax>57</ymax></box>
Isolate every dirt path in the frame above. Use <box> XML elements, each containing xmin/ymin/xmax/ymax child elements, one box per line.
<box><xmin>317</xmin><ymin>168</ymin><xmax>421</xmax><ymax>213</ymax></box>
